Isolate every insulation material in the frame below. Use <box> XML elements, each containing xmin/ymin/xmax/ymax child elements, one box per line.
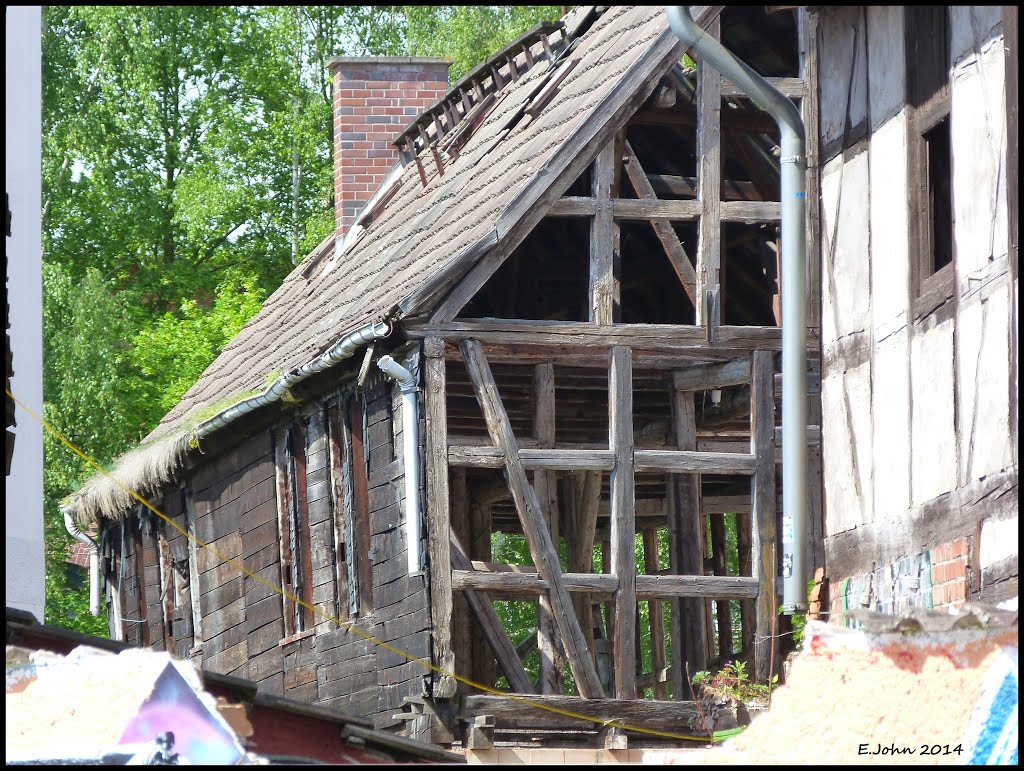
<box><xmin>910</xmin><ymin>320</ymin><xmax>956</xmax><ymax>506</ymax></box>
<box><xmin>817</xmin><ymin>6</ymin><xmax>868</xmax><ymax>150</ymax></box>
<box><xmin>951</xmin><ymin>34</ymin><xmax>1007</xmax><ymax>278</ymax></box>
<box><xmin>821</xmin><ymin>361</ymin><xmax>873</xmax><ymax>534</ymax></box>
<box><xmin>867</xmin><ymin>114</ymin><xmax>909</xmax><ymax>340</ymax></box>
<box><xmin>980</xmin><ymin>515</ymin><xmax>1018</xmax><ymax>574</ymax></box>
<box><xmin>956</xmin><ymin>286</ymin><xmax>1013</xmax><ymax>482</ymax></box>
<box><xmin>821</xmin><ymin>152</ymin><xmax>871</xmax><ymax>348</ymax></box>
<box><xmin>870</xmin><ymin>331</ymin><xmax>911</xmax><ymax>517</ymax></box>
<box><xmin>950</xmin><ymin>6</ymin><xmax>1005</xmax><ymax>66</ymax></box>
<box><xmin>865</xmin><ymin>6</ymin><xmax>905</xmax><ymax>130</ymax></box>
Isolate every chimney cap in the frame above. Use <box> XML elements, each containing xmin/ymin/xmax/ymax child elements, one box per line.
<box><xmin>326</xmin><ymin>56</ymin><xmax>453</xmax><ymax>71</ymax></box>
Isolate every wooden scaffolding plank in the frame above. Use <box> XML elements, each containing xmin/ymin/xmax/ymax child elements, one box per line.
<box><xmin>460</xmin><ymin>339</ymin><xmax>605</xmax><ymax>699</ymax></box>
<box><xmin>751</xmin><ymin>350</ymin><xmax>778</xmax><ymax>684</ymax></box>
<box><xmin>424</xmin><ymin>337</ymin><xmax>456</xmax><ymax>698</ymax></box>
<box><xmin>451</xmin><ymin>569</ymin><xmax>758</xmax><ymax>600</ymax></box>
<box><xmin>609</xmin><ymin>346</ymin><xmax>636</xmax><ymax>700</ymax></box>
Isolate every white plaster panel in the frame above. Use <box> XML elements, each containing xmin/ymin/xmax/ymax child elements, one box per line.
<box><xmin>821</xmin><ymin>361</ymin><xmax>873</xmax><ymax>534</ymax></box>
<box><xmin>951</xmin><ymin>36</ymin><xmax>1007</xmax><ymax>278</ymax></box>
<box><xmin>866</xmin><ymin>6</ymin><xmax>905</xmax><ymax>130</ymax></box>
<box><xmin>818</xmin><ymin>6</ymin><xmax>868</xmax><ymax>148</ymax></box>
<box><xmin>950</xmin><ymin>6</ymin><xmax>1004</xmax><ymax>66</ymax></box>
<box><xmin>820</xmin><ymin>151</ymin><xmax>870</xmax><ymax>347</ymax></box>
<box><xmin>868</xmin><ymin>114</ymin><xmax>909</xmax><ymax>338</ymax></box>
<box><xmin>980</xmin><ymin>514</ymin><xmax>1018</xmax><ymax>571</ymax></box>
<box><xmin>956</xmin><ymin>285</ymin><xmax>1012</xmax><ymax>483</ymax></box>
<box><xmin>910</xmin><ymin>320</ymin><xmax>957</xmax><ymax>506</ymax></box>
<box><xmin>871</xmin><ymin>330</ymin><xmax>910</xmax><ymax>518</ymax></box>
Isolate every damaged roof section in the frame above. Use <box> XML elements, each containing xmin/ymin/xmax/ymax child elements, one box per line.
<box><xmin>66</xmin><ymin>6</ymin><xmax>728</xmax><ymax>524</ymax></box>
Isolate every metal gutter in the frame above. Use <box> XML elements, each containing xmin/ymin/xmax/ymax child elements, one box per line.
<box><xmin>189</xmin><ymin>319</ymin><xmax>392</xmax><ymax>440</ymax></box>
<box><xmin>666</xmin><ymin>6</ymin><xmax>808</xmax><ymax>613</ymax></box>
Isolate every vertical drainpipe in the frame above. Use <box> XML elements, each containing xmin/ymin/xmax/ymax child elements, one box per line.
<box><xmin>377</xmin><ymin>354</ymin><xmax>423</xmax><ymax>576</ymax></box>
<box><xmin>63</xmin><ymin>508</ymin><xmax>101</xmax><ymax>616</ymax></box>
<box><xmin>666</xmin><ymin>7</ymin><xmax>808</xmax><ymax>613</ymax></box>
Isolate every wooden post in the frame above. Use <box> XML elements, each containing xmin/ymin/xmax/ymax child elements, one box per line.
<box><xmin>451</xmin><ymin>467</ymin><xmax>473</xmax><ymax>694</ymax></box>
<box><xmin>736</xmin><ymin>512</ymin><xmax>755</xmax><ymax>660</ymax></box>
<box><xmin>668</xmin><ymin>372</ymin><xmax>706</xmax><ymax>697</ymax></box>
<box><xmin>470</xmin><ymin>498</ymin><xmax>497</xmax><ymax>690</ymax></box>
<box><xmin>696</xmin><ymin>15</ymin><xmax>723</xmax><ymax>326</ymax></box>
<box><xmin>709</xmin><ymin>513</ymin><xmax>732</xmax><ymax>659</ymax></box>
<box><xmin>643</xmin><ymin>528</ymin><xmax>669</xmax><ymax>700</ymax></box>
<box><xmin>568</xmin><ymin>471</ymin><xmax>602</xmax><ymax>665</ymax></box>
<box><xmin>590</xmin><ymin>138</ymin><xmax>620</xmax><ymax>325</ymax></box>
<box><xmin>460</xmin><ymin>340</ymin><xmax>605</xmax><ymax>698</ymax></box>
<box><xmin>533</xmin><ymin>362</ymin><xmax>564</xmax><ymax>694</ymax></box>
<box><xmin>751</xmin><ymin>351</ymin><xmax>778</xmax><ymax>684</ymax></box>
<box><xmin>424</xmin><ymin>337</ymin><xmax>457</xmax><ymax>698</ymax></box>
<box><xmin>609</xmin><ymin>346</ymin><xmax>636</xmax><ymax>700</ymax></box>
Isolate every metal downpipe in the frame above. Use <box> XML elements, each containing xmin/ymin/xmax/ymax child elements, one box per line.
<box><xmin>666</xmin><ymin>6</ymin><xmax>808</xmax><ymax>613</ymax></box>
<box><xmin>377</xmin><ymin>354</ymin><xmax>423</xmax><ymax>576</ymax></box>
<box><xmin>63</xmin><ymin>509</ymin><xmax>100</xmax><ymax>616</ymax></box>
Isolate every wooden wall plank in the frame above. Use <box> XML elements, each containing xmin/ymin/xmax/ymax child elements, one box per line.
<box><xmin>609</xmin><ymin>346</ymin><xmax>636</xmax><ymax>700</ymax></box>
<box><xmin>424</xmin><ymin>337</ymin><xmax>456</xmax><ymax>698</ymax></box>
<box><xmin>590</xmin><ymin>137</ymin><xmax>620</xmax><ymax>325</ymax></box>
<box><xmin>751</xmin><ymin>351</ymin><xmax>778</xmax><ymax>684</ymax></box>
<box><xmin>696</xmin><ymin>15</ymin><xmax>723</xmax><ymax>327</ymax></box>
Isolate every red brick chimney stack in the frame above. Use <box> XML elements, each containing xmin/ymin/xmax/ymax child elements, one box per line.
<box><xmin>327</xmin><ymin>57</ymin><xmax>451</xmax><ymax>240</ymax></box>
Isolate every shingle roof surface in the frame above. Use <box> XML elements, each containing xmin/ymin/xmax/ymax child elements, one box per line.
<box><xmin>69</xmin><ymin>6</ymin><xmax>700</xmax><ymax>520</ymax></box>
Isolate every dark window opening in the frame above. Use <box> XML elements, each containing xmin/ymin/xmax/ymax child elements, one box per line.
<box><xmin>722</xmin><ymin>223</ymin><xmax>780</xmax><ymax>326</ymax></box>
<box><xmin>460</xmin><ymin>217</ymin><xmax>590</xmax><ymax>321</ymax></box>
<box><xmin>279</xmin><ymin>421</ymin><xmax>314</xmax><ymax>636</ymax></box>
<box><xmin>326</xmin><ymin>397</ymin><xmax>373</xmax><ymax>618</ymax></box>
<box><xmin>618</xmin><ymin>221</ymin><xmax>696</xmax><ymax>324</ymax></box>
<box><xmin>906</xmin><ymin>6</ymin><xmax>954</xmax><ymax>301</ymax></box>
<box><xmin>925</xmin><ymin>117</ymin><xmax>953</xmax><ymax>274</ymax></box>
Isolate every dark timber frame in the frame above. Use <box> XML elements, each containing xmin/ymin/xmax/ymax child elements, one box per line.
<box><xmin>408</xmin><ymin>13</ymin><xmax>819</xmax><ymax>739</ymax></box>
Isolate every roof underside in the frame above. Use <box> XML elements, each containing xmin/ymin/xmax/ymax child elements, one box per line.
<box><xmin>68</xmin><ymin>6</ymin><xmax>738</xmax><ymax>522</ymax></box>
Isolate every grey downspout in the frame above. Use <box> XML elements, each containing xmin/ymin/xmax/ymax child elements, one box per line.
<box><xmin>666</xmin><ymin>6</ymin><xmax>808</xmax><ymax>613</ymax></box>
<box><xmin>376</xmin><ymin>354</ymin><xmax>423</xmax><ymax>576</ymax></box>
<box><xmin>63</xmin><ymin>508</ymin><xmax>101</xmax><ymax>616</ymax></box>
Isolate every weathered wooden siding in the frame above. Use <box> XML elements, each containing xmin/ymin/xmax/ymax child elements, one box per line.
<box><xmin>103</xmin><ymin>363</ymin><xmax>433</xmax><ymax>730</ymax></box>
<box><xmin>816</xmin><ymin>6</ymin><xmax>1017</xmax><ymax>614</ymax></box>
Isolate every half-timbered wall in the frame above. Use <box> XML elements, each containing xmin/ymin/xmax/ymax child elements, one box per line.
<box><xmin>101</xmin><ymin>366</ymin><xmax>433</xmax><ymax>731</ymax></box>
<box><xmin>815</xmin><ymin>6</ymin><xmax>1018</xmax><ymax>616</ymax></box>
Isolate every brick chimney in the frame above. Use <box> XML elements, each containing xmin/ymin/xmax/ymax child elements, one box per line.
<box><xmin>328</xmin><ymin>57</ymin><xmax>451</xmax><ymax>240</ymax></box>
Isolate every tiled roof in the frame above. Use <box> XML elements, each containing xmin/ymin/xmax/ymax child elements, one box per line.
<box><xmin>68</xmin><ymin>6</ymin><xmax>716</xmax><ymax>521</ymax></box>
